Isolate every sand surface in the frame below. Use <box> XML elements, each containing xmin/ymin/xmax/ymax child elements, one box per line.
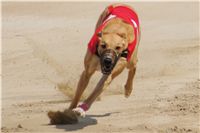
<box><xmin>2</xmin><ymin>2</ymin><xmax>200</xmax><ymax>133</ymax></box>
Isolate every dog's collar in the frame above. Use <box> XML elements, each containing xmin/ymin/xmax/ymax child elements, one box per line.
<box><xmin>95</xmin><ymin>43</ymin><xmax>100</xmax><ymax>57</ymax></box>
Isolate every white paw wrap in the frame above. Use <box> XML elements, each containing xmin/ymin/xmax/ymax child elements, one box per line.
<box><xmin>72</xmin><ymin>107</ymin><xmax>86</xmax><ymax>118</ymax></box>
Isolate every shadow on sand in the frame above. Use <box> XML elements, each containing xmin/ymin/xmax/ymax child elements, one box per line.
<box><xmin>55</xmin><ymin>112</ymin><xmax>119</xmax><ymax>131</ymax></box>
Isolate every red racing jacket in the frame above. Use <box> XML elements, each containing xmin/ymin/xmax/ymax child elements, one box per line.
<box><xmin>88</xmin><ymin>5</ymin><xmax>140</xmax><ymax>61</ymax></box>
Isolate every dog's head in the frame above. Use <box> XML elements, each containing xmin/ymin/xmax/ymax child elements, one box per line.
<box><xmin>97</xmin><ymin>19</ymin><xmax>135</xmax><ymax>75</ymax></box>
<box><xmin>97</xmin><ymin>32</ymin><xmax>129</xmax><ymax>74</ymax></box>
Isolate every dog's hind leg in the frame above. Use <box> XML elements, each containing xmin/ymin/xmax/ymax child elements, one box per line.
<box><xmin>69</xmin><ymin>50</ymin><xmax>98</xmax><ymax>110</ymax></box>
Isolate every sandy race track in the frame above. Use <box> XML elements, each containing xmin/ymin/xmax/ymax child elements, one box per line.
<box><xmin>2</xmin><ymin>2</ymin><xmax>200</xmax><ymax>133</ymax></box>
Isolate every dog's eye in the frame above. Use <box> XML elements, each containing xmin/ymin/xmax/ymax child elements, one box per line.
<box><xmin>101</xmin><ymin>44</ymin><xmax>106</xmax><ymax>49</ymax></box>
<box><xmin>115</xmin><ymin>46</ymin><xmax>121</xmax><ymax>50</ymax></box>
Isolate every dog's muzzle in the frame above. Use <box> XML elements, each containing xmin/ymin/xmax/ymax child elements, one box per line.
<box><xmin>100</xmin><ymin>49</ymin><xmax>120</xmax><ymax>75</ymax></box>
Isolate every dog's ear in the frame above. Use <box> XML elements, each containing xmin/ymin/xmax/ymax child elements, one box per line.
<box><xmin>97</xmin><ymin>32</ymin><xmax>102</xmax><ymax>41</ymax></box>
<box><xmin>97</xmin><ymin>32</ymin><xmax>102</xmax><ymax>37</ymax></box>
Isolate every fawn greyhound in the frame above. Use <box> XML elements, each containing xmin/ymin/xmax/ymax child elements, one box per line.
<box><xmin>69</xmin><ymin>4</ymin><xmax>140</xmax><ymax>117</ymax></box>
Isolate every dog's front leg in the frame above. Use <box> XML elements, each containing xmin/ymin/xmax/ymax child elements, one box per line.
<box><xmin>71</xmin><ymin>75</ymin><xmax>110</xmax><ymax>117</ymax></box>
<box><xmin>124</xmin><ymin>66</ymin><xmax>136</xmax><ymax>98</ymax></box>
<box><xmin>125</xmin><ymin>49</ymin><xmax>138</xmax><ymax>98</ymax></box>
<box><xmin>69</xmin><ymin>51</ymin><xmax>98</xmax><ymax>110</ymax></box>
<box><xmin>84</xmin><ymin>74</ymin><xmax>110</xmax><ymax>108</ymax></box>
<box><xmin>68</xmin><ymin>70</ymin><xmax>94</xmax><ymax>110</ymax></box>
<box><xmin>76</xmin><ymin>58</ymin><xmax>127</xmax><ymax>113</ymax></box>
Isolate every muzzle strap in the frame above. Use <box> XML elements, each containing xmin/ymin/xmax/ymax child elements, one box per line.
<box><xmin>95</xmin><ymin>43</ymin><xmax>100</xmax><ymax>57</ymax></box>
<box><xmin>121</xmin><ymin>49</ymin><xmax>128</xmax><ymax>59</ymax></box>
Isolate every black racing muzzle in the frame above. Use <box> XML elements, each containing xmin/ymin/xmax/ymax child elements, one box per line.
<box><xmin>100</xmin><ymin>49</ymin><xmax>120</xmax><ymax>75</ymax></box>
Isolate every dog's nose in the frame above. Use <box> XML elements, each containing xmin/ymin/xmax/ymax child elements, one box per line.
<box><xmin>104</xmin><ymin>58</ymin><xmax>112</xmax><ymax>66</ymax></box>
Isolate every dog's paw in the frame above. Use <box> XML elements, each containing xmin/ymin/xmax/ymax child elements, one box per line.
<box><xmin>72</xmin><ymin>107</ymin><xmax>86</xmax><ymax>118</ymax></box>
<box><xmin>124</xmin><ymin>84</ymin><xmax>133</xmax><ymax>98</ymax></box>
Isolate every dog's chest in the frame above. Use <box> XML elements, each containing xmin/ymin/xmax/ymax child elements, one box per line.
<box><xmin>96</xmin><ymin>62</ymin><xmax>101</xmax><ymax>71</ymax></box>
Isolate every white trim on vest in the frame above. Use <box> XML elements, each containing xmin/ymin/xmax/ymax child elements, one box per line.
<box><xmin>131</xmin><ymin>19</ymin><xmax>138</xmax><ymax>28</ymax></box>
<box><xmin>103</xmin><ymin>14</ymin><xmax>116</xmax><ymax>24</ymax></box>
